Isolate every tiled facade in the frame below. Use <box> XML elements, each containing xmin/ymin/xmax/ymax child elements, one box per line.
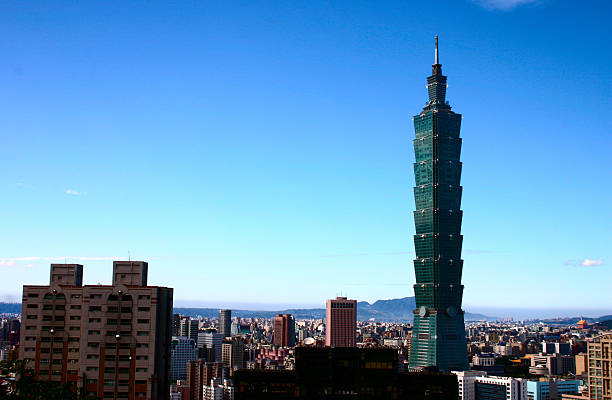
<box><xmin>325</xmin><ymin>297</ymin><xmax>356</xmax><ymax>347</ymax></box>
<box><xmin>19</xmin><ymin>262</ymin><xmax>173</xmax><ymax>400</ymax></box>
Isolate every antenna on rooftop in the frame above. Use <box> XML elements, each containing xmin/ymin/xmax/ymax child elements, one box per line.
<box><xmin>435</xmin><ymin>35</ymin><xmax>439</xmax><ymax>64</ymax></box>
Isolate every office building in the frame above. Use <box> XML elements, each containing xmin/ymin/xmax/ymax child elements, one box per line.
<box><xmin>410</xmin><ymin>36</ymin><xmax>469</xmax><ymax>372</ymax></box>
<box><xmin>199</xmin><ymin>330</ymin><xmax>223</xmax><ymax>362</ymax></box>
<box><xmin>471</xmin><ymin>353</ymin><xmax>505</xmax><ymax>376</ymax></box>
<box><xmin>222</xmin><ymin>337</ymin><xmax>244</xmax><ymax>373</ymax></box>
<box><xmin>543</xmin><ymin>342</ymin><xmax>571</xmax><ymax>356</ymax></box>
<box><xmin>527</xmin><ymin>378</ymin><xmax>580</xmax><ymax>400</ymax></box>
<box><xmin>172</xmin><ymin>314</ymin><xmax>181</xmax><ymax>337</ymax></box>
<box><xmin>170</xmin><ymin>336</ymin><xmax>197</xmax><ymax>381</ymax></box>
<box><xmin>575</xmin><ymin>353</ymin><xmax>587</xmax><ymax>376</ymax></box>
<box><xmin>234</xmin><ymin>347</ymin><xmax>459</xmax><ymax>399</ymax></box>
<box><xmin>325</xmin><ymin>296</ymin><xmax>356</xmax><ymax>347</ymax></box>
<box><xmin>1</xmin><ymin>318</ymin><xmax>21</xmax><ymax>346</ymax></box>
<box><xmin>587</xmin><ymin>334</ymin><xmax>612</xmax><ymax>400</ymax></box>
<box><xmin>453</xmin><ymin>371</ymin><xmax>526</xmax><ymax>400</ymax></box>
<box><xmin>273</xmin><ymin>314</ymin><xmax>295</xmax><ymax>347</ymax></box>
<box><xmin>19</xmin><ymin>261</ymin><xmax>173</xmax><ymax>400</ymax></box>
<box><xmin>179</xmin><ymin>317</ymin><xmax>199</xmax><ymax>345</ymax></box>
<box><xmin>530</xmin><ymin>353</ymin><xmax>576</xmax><ymax>376</ymax></box>
<box><xmin>219</xmin><ymin>310</ymin><xmax>232</xmax><ymax>338</ymax></box>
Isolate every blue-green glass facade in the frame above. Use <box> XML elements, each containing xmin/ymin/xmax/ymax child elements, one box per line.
<box><xmin>408</xmin><ymin>51</ymin><xmax>469</xmax><ymax>372</ymax></box>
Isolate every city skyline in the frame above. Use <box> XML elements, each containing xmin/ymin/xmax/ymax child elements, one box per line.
<box><xmin>2</xmin><ymin>1</ymin><xmax>611</xmax><ymax>311</ymax></box>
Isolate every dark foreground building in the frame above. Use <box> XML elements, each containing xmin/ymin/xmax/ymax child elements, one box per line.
<box><xmin>19</xmin><ymin>262</ymin><xmax>173</xmax><ymax>400</ymax></box>
<box><xmin>234</xmin><ymin>347</ymin><xmax>458</xmax><ymax>399</ymax></box>
<box><xmin>409</xmin><ymin>36</ymin><xmax>469</xmax><ymax>372</ymax></box>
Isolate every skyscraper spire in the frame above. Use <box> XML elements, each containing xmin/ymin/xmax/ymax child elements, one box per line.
<box><xmin>435</xmin><ymin>35</ymin><xmax>439</xmax><ymax>65</ymax></box>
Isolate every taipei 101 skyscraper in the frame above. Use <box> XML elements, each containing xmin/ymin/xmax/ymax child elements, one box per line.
<box><xmin>409</xmin><ymin>37</ymin><xmax>469</xmax><ymax>372</ymax></box>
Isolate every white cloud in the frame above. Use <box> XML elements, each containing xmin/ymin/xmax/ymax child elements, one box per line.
<box><xmin>65</xmin><ymin>189</ymin><xmax>82</xmax><ymax>196</ymax></box>
<box><xmin>472</xmin><ymin>0</ymin><xmax>540</xmax><ymax>11</ymax></box>
<box><xmin>582</xmin><ymin>258</ymin><xmax>603</xmax><ymax>267</ymax></box>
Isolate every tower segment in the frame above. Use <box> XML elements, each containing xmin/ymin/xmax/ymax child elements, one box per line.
<box><xmin>409</xmin><ymin>37</ymin><xmax>469</xmax><ymax>372</ymax></box>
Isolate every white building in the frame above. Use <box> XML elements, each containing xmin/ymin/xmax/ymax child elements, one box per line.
<box><xmin>453</xmin><ymin>371</ymin><xmax>527</xmax><ymax>400</ymax></box>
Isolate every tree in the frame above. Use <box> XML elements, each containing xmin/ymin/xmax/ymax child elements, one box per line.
<box><xmin>0</xmin><ymin>360</ymin><xmax>98</xmax><ymax>400</ymax></box>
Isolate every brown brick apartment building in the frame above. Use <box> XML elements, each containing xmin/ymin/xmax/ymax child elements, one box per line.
<box><xmin>19</xmin><ymin>261</ymin><xmax>173</xmax><ymax>400</ymax></box>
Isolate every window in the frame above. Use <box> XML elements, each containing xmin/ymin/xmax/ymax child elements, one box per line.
<box><xmin>27</xmin><ymin>293</ymin><xmax>39</xmax><ymax>298</ymax></box>
<box><xmin>87</xmin><ymin>355</ymin><xmax>99</xmax><ymax>359</ymax></box>
<box><xmin>88</xmin><ymin>330</ymin><xmax>101</xmax><ymax>335</ymax></box>
<box><xmin>70</xmin><ymin>294</ymin><xmax>81</xmax><ymax>299</ymax></box>
<box><xmin>89</xmin><ymin>318</ymin><xmax>101</xmax><ymax>323</ymax></box>
<box><xmin>137</xmin><ymin>319</ymin><xmax>149</xmax><ymax>324</ymax></box>
<box><xmin>137</xmin><ymin>307</ymin><xmax>150</xmax><ymax>312</ymax></box>
<box><xmin>86</xmin><ymin>366</ymin><xmax>98</xmax><ymax>372</ymax></box>
<box><xmin>88</xmin><ymin>342</ymin><xmax>100</xmax><ymax>348</ymax></box>
<box><xmin>55</xmin><ymin>316</ymin><xmax>64</xmax><ymax>321</ymax></box>
<box><xmin>26</xmin><ymin>315</ymin><xmax>37</xmax><ymax>319</ymax></box>
<box><xmin>42</xmin><ymin>305</ymin><xmax>52</xmax><ymax>310</ymax></box>
<box><xmin>27</xmin><ymin>304</ymin><xmax>38</xmax><ymax>309</ymax></box>
<box><xmin>70</xmin><ymin>305</ymin><xmax>81</xmax><ymax>310</ymax></box>
<box><xmin>137</xmin><ymin>331</ymin><xmax>149</xmax><ymax>336</ymax></box>
<box><xmin>69</xmin><ymin>316</ymin><xmax>81</xmax><ymax>320</ymax></box>
<box><xmin>107</xmin><ymin>319</ymin><xmax>118</xmax><ymax>325</ymax></box>
<box><xmin>138</xmin><ymin>295</ymin><xmax>150</xmax><ymax>300</ymax></box>
<box><xmin>89</xmin><ymin>306</ymin><xmax>101</xmax><ymax>312</ymax></box>
<box><xmin>136</xmin><ymin>368</ymin><xmax>147</xmax><ymax>372</ymax></box>
<box><xmin>90</xmin><ymin>294</ymin><xmax>102</xmax><ymax>299</ymax></box>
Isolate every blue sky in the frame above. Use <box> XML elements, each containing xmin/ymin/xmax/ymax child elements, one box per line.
<box><xmin>1</xmin><ymin>0</ymin><xmax>610</xmax><ymax>316</ymax></box>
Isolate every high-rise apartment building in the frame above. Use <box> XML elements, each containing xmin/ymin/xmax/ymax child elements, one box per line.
<box><xmin>325</xmin><ymin>297</ymin><xmax>356</xmax><ymax>347</ymax></box>
<box><xmin>273</xmin><ymin>314</ymin><xmax>295</xmax><ymax>347</ymax></box>
<box><xmin>19</xmin><ymin>261</ymin><xmax>173</xmax><ymax>400</ymax></box>
<box><xmin>409</xmin><ymin>36</ymin><xmax>469</xmax><ymax>371</ymax></box>
<box><xmin>170</xmin><ymin>336</ymin><xmax>197</xmax><ymax>381</ymax></box>
<box><xmin>587</xmin><ymin>334</ymin><xmax>612</xmax><ymax>400</ymax></box>
<box><xmin>186</xmin><ymin>360</ymin><xmax>226</xmax><ymax>400</ymax></box>
<box><xmin>219</xmin><ymin>310</ymin><xmax>232</xmax><ymax>338</ymax></box>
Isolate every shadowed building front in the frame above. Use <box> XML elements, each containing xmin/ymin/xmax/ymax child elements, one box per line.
<box><xmin>409</xmin><ymin>37</ymin><xmax>469</xmax><ymax>372</ymax></box>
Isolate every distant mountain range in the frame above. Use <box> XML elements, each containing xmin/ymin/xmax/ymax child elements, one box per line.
<box><xmin>174</xmin><ymin>297</ymin><xmax>497</xmax><ymax>322</ymax></box>
<box><xmin>0</xmin><ymin>298</ymin><xmax>493</xmax><ymax>322</ymax></box>
<box><xmin>3</xmin><ymin>300</ymin><xmax>612</xmax><ymax>324</ymax></box>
